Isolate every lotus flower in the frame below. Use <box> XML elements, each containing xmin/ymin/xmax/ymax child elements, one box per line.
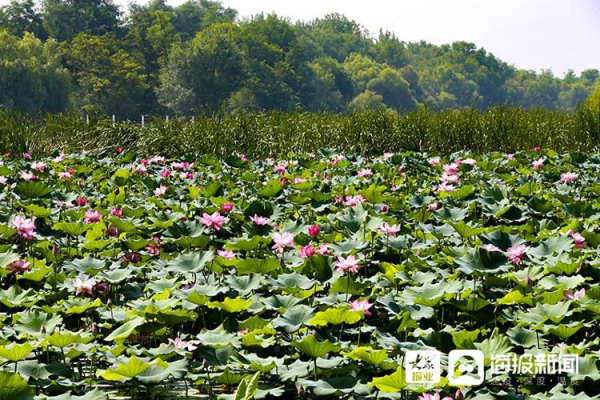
<box><xmin>443</xmin><ymin>163</ymin><xmax>460</xmax><ymax>175</ymax></box>
<box><xmin>532</xmin><ymin>158</ymin><xmax>544</xmax><ymax>169</ymax></box>
<box><xmin>73</xmin><ymin>278</ymin><xmax>95</xmax><ymax>295</ymax></box>
<box><xmin>153</xmin><ymin>185</ymin><xmax>167</xmax><ymax>196</ymax></box>
<box><xmin>334</xmin><ymin>255</ymin><xmax>361</xmax><ymax>273</ymax></box>
<box><xmin>428</xmin><ymin>202</ymin><xmax>440</xmax><ymax>212</ymax></box>
<box><xmin>378</xmin><ymin>222</ymin><xmax>400</xmax><ymax>236</ymax></box>
<box><xmin>343</xmin><ymin>195</ymin><xmax>366</xmax><ymax>207</ymax></box>
<box><xmin>299</xmin><ymin>245</ymin><xmax>316</xmax><ymax>258</ymax></box>
<box><xmin>84</xmin><ymin>210</ymin><xmax>102</xmax><ymax>223</ymax></box>
<box><xmin>564</xmin><ymin>288</ymin><xmax>585</xmax><ymax>300</ymax></box>
<box><xmin>10</xmin><ymin>216</ymin><xmax>36</xmax><ymax>239</ymax></box>
<box><xmin>349</xmin><ymin>299</ymin><xmax>373</xmax><ymax>316</ymax></box>
<box><xmin>357</xmin><ymin>169</ymin><xmax>373</xmax><ymax>177</ymax></box>
<box><xmin>560</xmin><ymin>171</ymin><xmax>578</xmax><ymax>184</ymax></box>
<box><xmin>272</xmin><ymin>232</ymin><xmax>295</xmax><ymax>253</ymax></box>
<box><xmin>19</xmin><ymin>171</ymin><xmax>38</xmax><ymax>181</ymax></box>
<box><xmin>169</xmin><ymin>337</ymin><xmax>197</xmax><ymax>351</ymax></box>
<box><xmin>250</xmin><ymin>214</ymin><xmax>270</xmax><ymax>226</ymax></box>
<box><xmin>482</xmin><ymin>244</ymin><xmax>501</xmax><ymax>252</ymax></box>
<box><xmin>435</xmin><ymin>183</ymin><xmax>455</xmax><ymax>193</ymax></box>
<box><xmin>201</xmin><ymin>211</ymin><xmax>226</xmax><ymax>231</ymax></box>
<box><xmin>308</xmin><ymin>225</ymin><xmax>320</xmax><ymax>237</ymax></box>
<box><xmin>418</xmin><ymin>393</ymin><xmax>452</xmax><ymax>400</ymax></box>
<box><xmin>221</xmin><ymin>202</ymin><xmax>233</xmax><ymax>212</ymax></box>
<box><xmin>31</xmin><ymin>161</ymin><xmax>46</xmax><ymax>172</ymax></box>
<box><xmin>506</xmin><ymin>244</ymin><xmax>529</xmax><ymax>265</ymax></box>
<box><xmin>428</xmin><ymin>157</ymin><xmax>441</xmax><ymax>165</ymax></box>
<box><xmin>8</xmin><ymin>260</ymin><xmax>30</xmax><ymax>274</ymax></box>
<box><xmin>110</xmin><ymin>207</ymin><xmax>123</xmax><ymax>218</ymax></box>
<box><xmin>217</xmin><ymin>249</ymin><xmax>236</xmax><ymax>260</ymax></box>
<box><xmin>567</xmin><ymin>230</ymin><xmax>585</xmax><ymax>249</ymax></box>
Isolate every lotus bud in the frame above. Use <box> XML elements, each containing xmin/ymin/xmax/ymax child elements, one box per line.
<box><xmin>455</xmin><ymin>388</ymin><xmax>463</xmax><ymax>400</ymax></box>
<box><xmin>298</xmin><ymin>384</ymin><xmax>305</xmax><ymax>396</ymax></box>
<box><xmin>202</xmin><ymin>359</ymin><xmax>209</xmax><ymax>369</ymax></box>
<box><xmin>91</xmin><ymin>324</ymin><xmax>99</xmax><ymax>335</ymax></box>
<box><xmin>107</xmin><ymin>298</ymin><xmax>113</xmax><ymax>306</ymax></box>
<box><xmin>311</xmin><ymin>330</ymin><xmax>317</xmax><ymax>337</ymax></box>
<box><xmin>525</xmin><ymin>275</ymin><xmax>533</xmax><ymax>286</ymax></box>
<box><xmin>40</xmin><ymin>324</ymin><xmax>46</xmax><ymax>334</ymax></box>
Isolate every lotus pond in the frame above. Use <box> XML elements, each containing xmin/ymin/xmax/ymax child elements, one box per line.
<box><xmin>0</xmin><ymin>149</ymin><xmax>599</xmax><ymax>399</ymax></box>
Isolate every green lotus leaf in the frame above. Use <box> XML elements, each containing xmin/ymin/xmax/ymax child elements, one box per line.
<box><xmin>99</xmin><ymin>356</ymin><xmax>155</xmax><ymax>381</ymax></box>
<box><xmin>292</xmin><ymin>336</ymin><xmax>341</xmax><ymax>358</ymax></box>
<box><xmin>271</xmin><ymin>305</ymin><xmax>315</xmax><ymax>333</ymax></box>
<box><xmin>45</xmin><ymin>330</ymin><xmax>90</xmax><ymax>348</ymax></box>
<box><xmin>342</xmin><ymin>346</ymin><xmax>388</xmax><ymax>366</ymax></box>
<box><xmin>329</xmin><ymin>275</ymin><xmax>367</xmax><ymax>295</ymax></box>
<box><xmin>235</xmin><ymin>258</ymin><xmax>280</xmax><ymax>275</ymax></box>
<box><xmin>474</xmin><ymin>332</ymin><xmax>513</xmax><ymax>365</ymax></box>
<box><xmin>368</xmin><ymin>367</ymin><xmax>407</xmax><ymax>393</ymax></box>
<box><xmin>14</xmin><ymin>181</ymin><xmax>52</xmax><ymax>198</ymax></box>
<box><xmin>15</xmin><ymin>310</ymin><xmax>62</xmax><ymax>337</ymax></box>
<box><xmin>454</xmin><ymin>247</ymin><xmax>511</xmax><ymax>275</ymax></box>
<box><xmin>546</xmin><ymin>322</ymin><xmax>584</xmax><ymax>340</ymax></box>
<box><xmin>0</xmin><ymin>371</ymin><xmax>34</xmax><ymax>400</ymax></box>
<box><xmin>0</xmin><ymin>286</ymin><xmax>39</xmax><ymax>308</ymax></box>
<box><xmin>0</xmin><ymin>251</ymin><xmax>20</xmax><ymax>270</ymax></box>
<box><xmin>53</xmin><ymin>222</ymin><xmax>92</xmax><ymax>236</ymax></box>
<box><xmin>506</xmin><ymin>326</ymin><xmax>547</xmax><ymax>348</ymax></box>
<box><xmin>258</xmin><ymin>181</ymin><xmax>283</xmax><ymax>198</ymax></box>
<box><xmin>0</xmin><ymin>342</ymin><xmax>35</xmax><ymax>362</ymax></box>
<box><xmin>309</xmin><ymin>308</ymin><xmax>363</xmax><ymax>326</ymax></box>
<box><xmin>450</xmin><ymin>221</ymin><xmax>485</xmax><ymax>239</ymax></box>
<box><xmin>234</xmin><ymin>371</ymin><xmax>260</xmax><ymax>400</ymax></box>
<box><xmin>207</xmin><ymin>297</ymin><xmax>253</xmax><ymax>313</ymax></box>
<box><xmin>167</xmin><ymin>252</ymin><xmax>214</xmax><ymax>274</ymax></box>
<box><xmin>104</xmin><ymin>317</ymin><xmax>145</xmax><ymax>342</ymax></box>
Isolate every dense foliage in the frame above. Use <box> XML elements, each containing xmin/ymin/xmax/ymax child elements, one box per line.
<box><xmin>1</xmin><ymin>107</ymin><xmax>600</xmax><ymax>158</ymax></box>
<box><xmin>1</xmin><ymin>0</ymin><xmax>599</xmax><ymax>117</ymax></box>
<box><xmin>1</xmin><ymin>149</ymin><xmax>600</xmax><ymax>399</ymax></box>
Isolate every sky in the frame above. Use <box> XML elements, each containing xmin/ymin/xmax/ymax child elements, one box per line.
<box><xmin>3</xmin><ymin>0</ymin><xmax>599</xmax><ymax>76</ymax></box>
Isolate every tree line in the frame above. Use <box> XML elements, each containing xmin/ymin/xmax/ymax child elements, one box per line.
<box><xmin>1</xmin><ymin>0</ymin><xmax>599</xmax><ymax>118</ymax></box>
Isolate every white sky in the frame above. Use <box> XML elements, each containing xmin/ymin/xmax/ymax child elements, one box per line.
<box><xmin>3</xmin><ymin>0</ymin><xmax>599</xmax><ymax>76</ymax></box>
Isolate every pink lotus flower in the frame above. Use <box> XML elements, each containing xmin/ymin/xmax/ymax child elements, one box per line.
<box><xmin>107</xmin><ymin>225</ymin><xmax>119</xmax><ymax>237</ymax></box>
<box><xmin>533</xmin><ymin>146</ymin><xmax>541</xmax><ymax>152</ymax></box>
<box><xmin>10</xmin><ymin>216</ymin><xmax>36</xmax><ymax>239</ymax></box>
<box><xmin>441</xmin><ymin>173</ymin><xmax>459</xmax><ymax>184</ymax></box>
<box><xmin>435</xmin><ymin>183</ymin><xmax>456</xmax><ymax>193</ymax></box>
<box><xmin>58</xmin><ymin>171</ymin><xmax>72</xmax><ymax>179</ymax></box>
<box><xmin>384</xmin><ymin>152</ymin><xmax>394</xmax><ymax>159</ymax></box>
<box><xmin>482</xmin><ymin>244</ymin><xmax>501</xmax><ymax>252</ymax></box>
<box><xmin>237</xmin><ymin>329</ymin><xmax>249</xmax><ymax>337</ymax></box>
<box><xmin>357</xmin><ymin>169</ymin><xmax>373</xmax><ymax>177</ymax></box>
<box><xmin>532</xmin><ymin>158</ymin><xmax>544</xmax><ymax>169</ymax></box>
<box><xmin>31</xmin><ymin>161</ymin><xmax>46</xmax><ymax>172</ymax></box>
<box><xmin>567</xmin><ymin>230</ymin><xmax>585</xmax><ymax>249</ymax></box>
<box><xmin>272</xmin><ymin>232</ymin><xmax>295</xmax><ymax>253</ymax></box>
<box><xmin>299</xmin><ymin>245</ymin><xmax>316</xmax><ymax>258</ymax></box>
<box><xmin>76</xmin><ymin>197</ymin><xmax>88</xmax><ymax>206</ymax></box>
<box><xmin>0</xmin><ymin>176</ymin><xmax>7</xmax><ymax>185</ymax></box>
<box><xmin>201</xmin><ymin>212</ymin><xmax>226</xmax><ymax>231</ymax></box>
<box><xmin>217</xmin><ymin>249</ymin><xmax>236</xmax><ymax>260</ymax></box>
<box><xmin>343</xmin><ymin>195</ymin><xmax>366</xmax><ymax>207</ymax></box>
<box><xmin>250</xmin><ymin>214</ymin><xmax>270</xmax><ymax>226</ymax></box>
<box><xmin>168</xmin><ymin>337</ymin><xmax>197</xmax><ymax>351</ymax></box>
<box><xmin>19</xmin><ymin>171</ymin><xmax>38</xmax><ymax>181</ymax></box>
<box><xmin>161</xmin><ymin>169</ymin><xmax>171</xmax><ymax>178</ymax></box>
<box><xmin>564</xmin><ymin>288</ymin><xmax>585</xmax><ymax>300</ymax></box>
<box><xmin>274</xmin><ymin>162</ymin><xmax>288</xmax><ymax>174</ymax></box>
<box><xmin>73</xmin><ymin>278</ymin><xmax>95</xmax><ymax>295</ymax></box>
<box><xmin>418</xmin><ymin>393</ymin><xmax>452</xmax><ymax>400</ymax></box>
<box><xmin>428</xmin><ymin>202</ymin><xmax>440</xmax><ymax>212</ymax></box>
<box><xmin>53</xmin><ymin>153</ymin><xmax>65</xmax><ymax>163</ymax></box>
<box><xmin>308</xmin><ymin>225</ymin><xmax>320</xmax><ymax>237</ymax></box>
<box><xmin>110</xmin><ymin>207</ymin><xmax>123</xmax><ymax>218</ymax></box>
<box><xmin>135</xmin><ymin>166</ymin><xmax>147</xmax><ymax>174</ymax></box>
<box><xmin>140</xmin><ymin>158</ymin><xmax>150</xmax><ymax>165</ymax></box>
<box><xmin>560</xmin><ymin>171</ymin><xmax>578</xmax><ymax>184</ymax></box>
<box><xmin>171</xmin><ymin>161</ymin><xmax>192</xmax><ymax>170</ymax></box>
<box><xmin>84</xmin><ymin>210</ymin><xmax>102</xmax><ymax>223</ymax></box>
<box><xmin>334</xmin><ymin>255</ymin><xmax>361</xmax><ymax>273</ymax></box>
<box><xmin>221</xmin><ymin>202</ymin><xmax>234</xmax><ymax>212</ymax></box>
<box><xmin>145</xmin><ymin>237</ymin><xmax>161</xmax><ymax>256</ymax></box>
<box><xmin>505</xmin><ymin>153</ymin><xmax>514</xmax><ymax>160</ymax></box>
<box><xmin>151</xmin><ymin>156</ymin><xmax>165</xmax><ymax>164</ymax></box>
<box><xmin>506</xmin><ymin>244</ymin><xmax>529</xmax><ymax>265</ymax></box>
<box><xmin>460</xmin><ymin>158</ymin><xmax>476</xmax><ymax>166</ymax></box>
<box><xmin>293</xmin><ymin>177</ymin><xmax>307</xmax><ymax>184</ymax></box>
<box><xmin>349</xmin><ymin>300</ymin><xmax>373</xmax><ymax>317</ymax></box>
<box><xmin>378</xmin><ymin>222</ymin><xmax>400</xmax><ymax>236</ymax></box>
<box><xmin>180</xmin><ymin>172</ymin><xmax>194</xmax><ymax>179</ymax></box>
<box><xmin>443</xmin><ymin>163</ymin><xmax>460</xmax><ymax>175</ymax></box>
<box><xmin>23</xmin><ymin>153</ymin><xmax>31</xmax><ymax>159</ymax></box>
<box><xmin>8</xmin><ymin>260</ymin><xmax>30</xmax><ymax>274</ymax></box>
<box><xmin>428</xmin><ymin>157</ymin><xmax>441</xmax><ymax>165</ymax></box>
<box><xmin>317</xmin><ymin>244</ymin><xmax>331</xmax><ymax>255</ymax></box>
<box><xmin>380</xmin><ymin>204</ymin><xmax>389</xmax><ymax>212</ymax></box>
<box><xmin>153</xmin><ymin>185</ymin><xmax>167</xmax><ymax>196</ymax></box>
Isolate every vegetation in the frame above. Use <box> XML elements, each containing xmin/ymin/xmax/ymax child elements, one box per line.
<box><xmin>1</xmin><ymin>0</ymin><xmax>599</xmax><ymax>118</ymax></box>
<box><xmin>1</xmin><ymin>107</ymin><xmax>599</xmax><ymax>158</ymax></box>
<box><xmin>1</xmin><ymin>149</ymin><xmax>600</xmax><ymax>398</ymax></box>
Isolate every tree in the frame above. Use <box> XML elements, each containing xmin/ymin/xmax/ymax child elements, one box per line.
<box><xmin>375</xmin><ymin>30</ymin><xmax>408</xmax><ymax>69</ymax></box>
<box><xmin>367</xmin><ymin>67</ymin><xmax>417</xmax><ymax>111</ymax></box>
<box><xmin>41</xmin><ymin>0</ymin><xmax>122</xmax><ymax>42</ymax></box>
<box><xmin>0</xmin><ymin>31</ymin><xmax>71</xmax><ymax>113</ymax></box>
<box><xmin>157</xmin><ymin>23</ymin><xmax>245</xmax><ymax>114</ymax></box>
<box><xmin>587</xmin><ymin>84</ymin><xmax>600</xmax><ymax>111</ymax></box>
<box><xmin>0</xmin><ymin>0</ymin><xmax>46</xmax><ymax>39</ymax></box>
<box><xmin>172</xmin><ymin>0</ymin><xmax>236</xmax><ymax>41</ymax></box>
<box><xmin>349</xmin><ymin>90</ymin><xmax>384</xmax><ymax>111</ymax></box>
<box><xmin>65</xmin><ymin>33</ymin><xmax>147</xmax><ymax>117</ymax></box>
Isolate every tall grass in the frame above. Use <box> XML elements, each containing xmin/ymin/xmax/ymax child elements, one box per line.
<box><xmin>1</xmin><ymin>106</ymin><xmax>599</xmax><ymax>157</ymax></box>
